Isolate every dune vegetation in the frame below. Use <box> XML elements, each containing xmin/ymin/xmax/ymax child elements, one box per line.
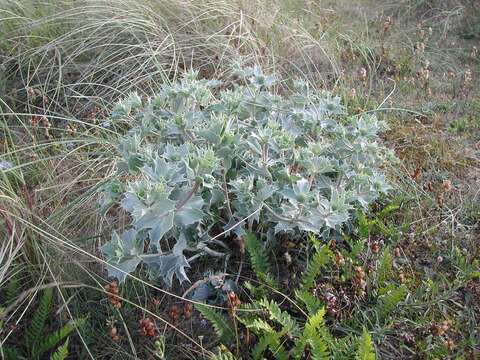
<box><xmin>0</xmin><ymin>0</ymin><xmax>478</xmax><ymax>359</ymax></box>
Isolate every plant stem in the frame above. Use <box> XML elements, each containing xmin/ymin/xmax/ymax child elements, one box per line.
<box><xmin>175</xmin><ymin>181</ymin><xmax>200</xmax><ymax>211</ymax></box>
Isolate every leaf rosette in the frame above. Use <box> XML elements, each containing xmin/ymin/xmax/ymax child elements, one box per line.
<box><xmin>99</xmin><ymin>67</ymin><xmax>393</xmax><ymax>286</ymax></box>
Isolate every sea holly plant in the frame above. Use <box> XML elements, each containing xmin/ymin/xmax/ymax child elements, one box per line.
<box><xmin>99</xmin><ymin>66</ymin><xmax>394</xmax><ymax>286</ymax></box>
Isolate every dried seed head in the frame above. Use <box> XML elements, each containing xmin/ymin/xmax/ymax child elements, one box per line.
<box><xmin>169</xmin><ymin>305</ymin><xmax>180</xmax><ymax>321</ymax></box>
<box><xmin>383</xmin><ymin>16</ymin><xmax>393</xmax><ymax>33</ymax></box>
<box><xmin>424</xmin><ymin>181</ymin><xmax>434</xmax><ymax>192</ymax></box>
<box><xmin>67</xmin><ymin>124</ymin><xmax>77</xmax><ymax>135</ymax></box>
<box><xmin>335</xmin><ymin>251</ymin><xmax>345</xmax><ymax>267</ymax></box>
<box><xmin>109</xmin><ymin>326</ymin><xmax>120</xmax><ymax>341</ymax></box>
<box><xmin>410</xmin><ymin>166</ymin><xmax>422</xmax><ymax>180</ymax></box>
<box><xmin>437</xmin><ymin>193</ymin><xmax>445</xmax><ymax>207</ymax></box>
<box><xmin>471</xmin><ymin>46</ymin><xmax>478</xmax><ymax>59</ymax></box>
<box><xmin>442</xmin><ymin>179</ymin><xmax>452</xmax><ymax>192</ymax></box>
<box><xmin>355</xmin><ymin>266</ymin><xmax>366</xmax><ymax>279</ymax></box>
<box><xmin>41</xmin><ymin>116</ymin><xmax>51</xmax><ymax>128</ymax></box>
<box><xmin>419</xmin><ymin>67</ymin><xmax>430</xmax><ymax>81</ymax></box>
<box><xmin>325</xmin><ymin>292</ymin><xmax>338</xmax><ymax>316</ymax></box>
<box><xmin>184</xmin><ymin>302</ymin><xmax>193</xmax><ymax>319</ymax></box>
<box><xmin>445</xmin><ymin>339</ymin><xmax>455</xmax><ymax>351</ymax></box>
<box><xmin>139</xmin><ymin>317</ymin><xmax>156</xmax><ymax>337</ymax></box>
<box><xmin>237</xmin><ymin>236</ymin><xmax>245</xmax><ymax>254</ymax></box>
<box><xmin>359</xmin><ymin>67</ymin><xmax>368</xmax><ymax>83</ymax></box>
<box><xmin>29</xmin><ymin>116</ymin><xmax>40</xmax><ymax>127</ymax></box>
<box><xmin>228</xmin><ymin>291</ymin><xmax>241</xmax><ymax>307</ymax></box>
<box><xmin>104</xmin><ymin>281</ymin><xmax>122</xmax><ymax>308</ymax></box>
<box><xmin>464</xmin><ymin>68</ymin><xmax>473</xmax><ymax>86</ymax></box>
<box><xmin>27</xmin><ymin>87</ymin><xmax>36</xmax><ymax>97</ymax></box>
<box><xmin>417</xmin><ymin>24</ymin><xmax>426</xmax><ymax>40</ymax></box>
<box><xmin>358</xmin><ymin>278</ymin><xmax>367</xmax><ymax>290</ymax></box>
<box><xmin>371</xmin><ymin>241</ymin><xmax>381</xmax><ymax>254</ymax></box>
<box><xmin>415</xmin><ymin>42</ymin><xmax>426</xmax><ymax>54</ymax></box>
<box><xmin>329</xmin><ymin>239</ymin><xmax>337</xmax><ymax>250</ymax></box>
<box><xmin>401</xmin><ymin>332</ymin><xmax>415</xmax><ymax>345</ymax></box>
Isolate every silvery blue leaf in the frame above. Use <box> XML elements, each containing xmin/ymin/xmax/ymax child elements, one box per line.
<box><xmin>149</xmin><ymin>211</ymin><xmax>174</xmax><ymax>247</ymax></box>
<box><xmin>142</xmin><ymin>235</ymin><xmax>190</xmax><ymax>287</ymax></box>
<box><xmin>106</xmin><ymin>257</ymin><xmax>142</xmax><ymax>283</ymax></box>
<box><xmin>174</xmin><ymin>195</ymin><xmax>204</xmax><ymax>227</ymax></box>
<box><xmin>323</xmin><ymin>211</ymin><xmax>349</xmax><ymax>229</ymax></box>
<box><xmin>0</xmin><ymin>160</ymin><xmax>13</xmax><ymax>170</ymax></box>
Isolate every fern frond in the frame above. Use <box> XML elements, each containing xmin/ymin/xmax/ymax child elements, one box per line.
<box><xmin>300</xmin><ymin>245</ymin><xmax>332</xmax><ymax>292</ymax></box>
<box><xmin>235</xmin><ymin>301</ymin><xmax>263</xmax><ymax>329</ymax></box>
<box><xmin>356</xmin><ymin>328</ymin><xmax>376</xmax><ymax>360</ymax></box>
<box><xmin>357</xmin><ymin>211</ymin><xmax>372</xmax><ymax>239</ymax></box>
<box><xmin>242</xmin><ymin>301</ymin><xmax>290</xmax><ymax>360</ymax></box>
<box><xmin>376</xmin><ymin>247</ymin><xmax>392</xmax><ymax>287</ymax></box>
<box><xmin>330</xmin><ymin>335</ymin><xmax>355</xmax><ymax>360</ymax></box>
<box><xmin>50</xmin><ymin>339</ymin><xmax>69</xmax><ymax>360</ymax></box>
<box><xmin>270</xmin><ymin>341</ymin><xmax>289</xmax><ymax>360</ymax></box>
<box><xmin>26</xmin><ymin>287</ymin><xmax>53</xmax><ymax>352</ymax></box>
<box><xmin>259</xmin><ymin>298</ymin><xmax>300</xmax><ymax>337</ymax></box>
<box><xmin>295</xmin><ymin>289</ymin><xmax>322</xmax><ymax>316</ymax></box>
<box><xmin>377</xmin><ymin>285</ymin><xmax>407</xmax><ymax>319</ymax></box>
<box><xmin>252</xmin><ymin>333</ymin><xmax>275</xmax><ymax>360</ymax></box>
<box><xmin>249</xmin><ymin>318</ymin><xmax>275</xmax><ymax>333</ymax></box>
<box><xmin>6</xmin><ymin>271</ymin><xmax>21</xmax><ymax>305</ymax></box>
<box><xmin>245</xmin><ymin>233</ymin><xmax>278</xmax><ymax>289</ymax></box>
<box><xmin>1</xmin><ymin>346</ymin><xmax>24</xmax><ymax>360</ymax></box>
<box><xmin>252</xmin><ymin>331</ymin><xmax>288</xmax><ymax>360</ymax></box>
<box><xmin>196</xmin><ymin>304</ymin><xmax>235</xmax><ymax>344</ymax></box>
<box><xmin>33</xmin><ymin>318</ymin><xmax>85</xmax><ymax>359</ymax></box>
<box><xmin>238</xmin><ymin>301</ymin><xmax>260</xmax><ymax>312</ymax></box>
<box><xmin>295</xmin><ymin>308</ymin><xmax>330</xmax><ymax>360</ymax></box>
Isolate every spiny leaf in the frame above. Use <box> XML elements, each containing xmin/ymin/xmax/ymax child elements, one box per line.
<box><xmin>101</xmin><ymin>229</ymin><xmax>144</xmax><ymax>282</ymax></box>
<box><xmin>142</xmin><ymin>233</ymin><xmax>190</xmax><ymax>286</ymax></box>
